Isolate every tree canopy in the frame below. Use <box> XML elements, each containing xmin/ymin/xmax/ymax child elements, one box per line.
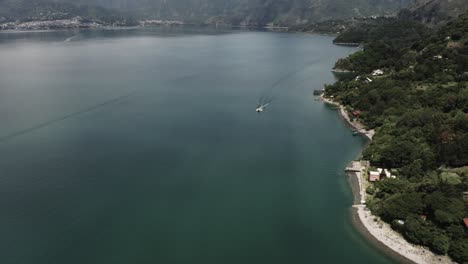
<box><xmin>326</xmin><ymin>11</ymin><xmax>468</xmax><ymax>263</ymax></box>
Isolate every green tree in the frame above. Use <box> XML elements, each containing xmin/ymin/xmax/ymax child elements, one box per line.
<box><xmin>449</xmin><ymin>239</ymin><xmax>468</xmax><ymax>263</ymax></box>
<box><xmin>431</xmin><ymin>234</ymin><xmax>450</xmax><ymax>255</ymax></box>
<box><xmin>404</xmin><ymin>215</ymin><xmax>434</xmax><ymax>245</ymax></box>
<box><xmin>380</xmin><ymin>193</ymin><xmax>424</xmax><ymax>221</ymax></box>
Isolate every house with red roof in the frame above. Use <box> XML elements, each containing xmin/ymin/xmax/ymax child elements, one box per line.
<box><xmin>369</xmin><ymin>171</ymin><xmax>380</xmax><ymax>182</ymax></box>
<box><xmin>352</xmin><ymin>110</ymin><xmax>362</xmax><ymax>117</ymax></box>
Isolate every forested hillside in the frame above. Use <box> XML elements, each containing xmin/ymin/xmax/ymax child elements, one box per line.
<box><xmin>0</xmin><ymin>0</ymin><xmax>414</xmax><ymax>25</ymax></box>
<box><xmin>293</xmin><ymin>0</ymin><xmax>468</xmax><ymax>36</ymax></box>
<box><xmin>333</xmin><ymin>17</ymin><xmax>430</xmax><ymax>46</ymax></box>
<box><xmin>325</xmin><ymin>12</ymin><xmax>468</xmax><ymax>262</ymax></box>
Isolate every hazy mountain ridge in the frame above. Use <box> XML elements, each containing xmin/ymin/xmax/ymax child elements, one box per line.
<box><xmin>399</xmin><ymin>0</ymin><xmax>468</xmax><ymax>25</ymax></box>
<box><xmin>0</xmin><ymin>0</ymin><xmax>133</xmax><ymax>24</ymax></box>
<box><xmin>0</xmin><ymin>0</ymin><xmax>414</xmax><ymax>25</ymax></box>
<box><xmin>76</xmin><ymin>0</ymin><xmax>415</xmax><ymax>25</ymax></box>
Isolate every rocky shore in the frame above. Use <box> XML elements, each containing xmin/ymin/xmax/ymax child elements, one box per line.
<box><xmin>320</xmin><ymin>95</ymin><xmax>375</xmax><ymax>140</ymax></box>
<box><xmin>354</xmin><ymin>205</ymin><xmax>454</xmax><ymax>264</ymax></box>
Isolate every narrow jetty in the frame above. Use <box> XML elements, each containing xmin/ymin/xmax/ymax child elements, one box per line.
<box><xmin>345</xmin><ymin>160</ymin><xmax>368</xmax><ymax>204</ymax></box>
<box><xmin>333</xmin><ymin>42</ymin><xmax>360</xmax><ymax>47</ymax></box>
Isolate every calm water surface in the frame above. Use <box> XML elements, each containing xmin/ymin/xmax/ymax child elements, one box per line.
<box><xmin>0</xmin><ymin>28</ymin><xmax>394</xmax><ymax>264</ymax></box>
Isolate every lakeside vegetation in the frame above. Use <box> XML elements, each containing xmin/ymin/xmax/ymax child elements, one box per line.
<box><xmin>325</xmin><ymin>12</ymin><xmax>468</xmax><ymax>262</ymax></box>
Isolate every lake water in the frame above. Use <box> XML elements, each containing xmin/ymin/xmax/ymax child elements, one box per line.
<box><xmin>0</xmin><ymin>28</ymin><xmax>394</xmax><ymax>264</ymax></box>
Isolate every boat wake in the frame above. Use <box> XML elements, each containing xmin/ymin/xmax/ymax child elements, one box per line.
<box><xmin>256</xmin><ymin>57</ymin><xmax>323</xmax><ymax>109</ymax></box>
<box><xmin>0</xmin><ymin>91</ymin><xmax>137</xmax><ymax>144</ymax></box>
<box><xmin>0</xmin><ymin>73</ymin><xmax>204</xmax><ymax>143</ymax></box>
<box><xmin>64</xmin><ymin>35</ymin><xmax>79</xmax><ymax>43</ymax></box>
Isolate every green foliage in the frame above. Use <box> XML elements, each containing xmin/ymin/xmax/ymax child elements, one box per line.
<box><xmin>445</xmin><ymin>224</ymin><xmax>465</xmax><ymax>240</ymax></box>
<box><xmin>425</xmin><ymin>191</ymin><xmax>465</xmax><ymax>225</ymax></box>
<box><xmin>328</xmin><ymin>11</ymin><xmax>468</xmax><ymax>261</ymax></box>
<box><xmin>404</xmin><ymin>215</ymin><xmax>452</xmax><ymax>255</ymax></box>
<box><xmin>432</xmin><ymin>234</ymin><xmax>450</xmax><ymax>255</ymax></box>
<box><xmin>366</xmin><ymin>184</ymin><xmax>375</xmax><ymax>195</ymax></box>
<box><xmin>449</xmin><ymin>239</ymin><xmax>468</xmax><ymax>263</ymax></box>
<box><xmin>374</xmin><ymin>178</ymin><xmax>413</xmax><ymax>197</ymax></box>
<box><xmin>405</xmin><ymin>215</ymin><xmax>436</xmax><ymax>245</ymax></box>
<box><xmin>400</xmin><ymin>159</ymin><xmax>425</xmax><ymax>179</ymax></box>
<box><xmin>327</xmin><ymin>12</ymin><xmax>468</xmax><ymax>171</ymax></box>
<box><xmin>440</xmin><ymin>172</ymin><xmax>462</xmax><ymax>185</ymax></box>
<box><xmin>334</xmin><ymin>19</ymin><xmax>430</xmax><ymax>72</ymax></box>
<box><xmin>380</xmin><ymin>193</ymin><xmax>424</xmax><ymax>221</ymax></box>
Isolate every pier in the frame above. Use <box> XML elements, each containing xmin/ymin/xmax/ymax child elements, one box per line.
<box><xmin>333</xmin><ymin>42</ymin><xmax>361</xmax><ymax>47</ymax></box>
<box><xmin>345</xmin><ymin>160</ymin><xmax>368</xmax><ymax>204</ymax></box>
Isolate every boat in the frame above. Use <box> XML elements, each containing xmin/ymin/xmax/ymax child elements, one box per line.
<box><xmin>256</xmin><ymin>102</ymin><xmax>270</xmax><ymax>112</ymax></box>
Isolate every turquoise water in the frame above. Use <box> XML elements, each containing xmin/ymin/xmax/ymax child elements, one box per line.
<box><xmin>0</xmin><ymin>28</ymin><xmax>394</xmax><ymax>264</ymax></box>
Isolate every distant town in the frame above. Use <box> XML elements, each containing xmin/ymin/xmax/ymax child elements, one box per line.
<box><xmin>0</xmin><ymin>17</ymin><xmax>185</xmax><ymax>31</ymax></box>
<box><xmin>0</xmin><ymin>17</ymin><xmax>101</xmax><ymax>30</ymax></box>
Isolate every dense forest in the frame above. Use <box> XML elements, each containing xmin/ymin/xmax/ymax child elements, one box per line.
<box><xmin>293</xmin><ymin>0</ymin><xmax>468</xmax><ymax>35</ymax></box>
<box><xmin>325</xmin><ymin>12</ymin><xmax>468</xmax><ymax>262</ymax></box>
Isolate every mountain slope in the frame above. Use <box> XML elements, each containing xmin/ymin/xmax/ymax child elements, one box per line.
<box><xmin>0</xmin><ymin>0</ymin><xmax>132</xmax><ymax>23</ymax></box>
<box><xmin>79</xmin><ymin>0</ymin><xmax>415</xmax><ymax>25</ymax></box>
<box><xmin>399</xmin><ymin>0</ymin><xmax>468</xmax><ymax>25</ymax></box>
<box><xmin>0</xmin><ymin>0</ymin><xmax>416</xmax><ymax>25</ymax></box>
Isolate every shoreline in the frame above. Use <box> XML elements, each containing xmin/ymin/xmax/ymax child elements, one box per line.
<box><xmin>321</xmin><ymin>95</ymin><xmax>454</xmax><ymax>264</ymax></box>
<box><xmin>349</xmin><ymin>206</ymin><xmax>415</xmax><ymax>264</ymax></box>
<box><xmin>346</xmin><ymin>174</ymin><xmax>415</xmax><ymax>264</ymax></box>
<box><xmin>0</xmin><ymin>21</ymin><xmax>290</xmax><ymax>33</ymax></box>
<box><xmin>352</xmin><ymin>205</ymin><xmax>453</xmax><ymax>264</ymax></box>
<box><xmin>320</xmin><ymin>95</ymin><xmax>375</xmax><ymax>140</ymax></box>
<box><xmin>333</xmin><ymin>42</ymin><xmax>361</xmax><ymax>47</ymax></box>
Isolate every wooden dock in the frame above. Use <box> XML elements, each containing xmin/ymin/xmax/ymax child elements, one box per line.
<box><xmin>345</xmin><ymin>160</ymin><xmax>367</xmax><ymax>204</ymax></box>
<box><xmin>345</xmin><ymin>161</ymin><xmax>362</xmax><ymax>172</ymax></box>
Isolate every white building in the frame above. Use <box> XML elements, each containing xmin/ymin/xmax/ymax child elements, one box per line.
<box><xmin>372</xmin><ymin>69</ymin><xmax>384</xmax><ymax>76</ymax></box>
<box><xmin>377</xmin><ymin>168</ymin><xmax>392</xmax><ymax>178</ymax></box>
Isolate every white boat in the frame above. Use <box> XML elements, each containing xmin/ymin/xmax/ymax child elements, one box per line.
<box><xmin>256</xmin><ymin>103</ymin><xmax>269</xmax><ymax>112</ymax></box>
